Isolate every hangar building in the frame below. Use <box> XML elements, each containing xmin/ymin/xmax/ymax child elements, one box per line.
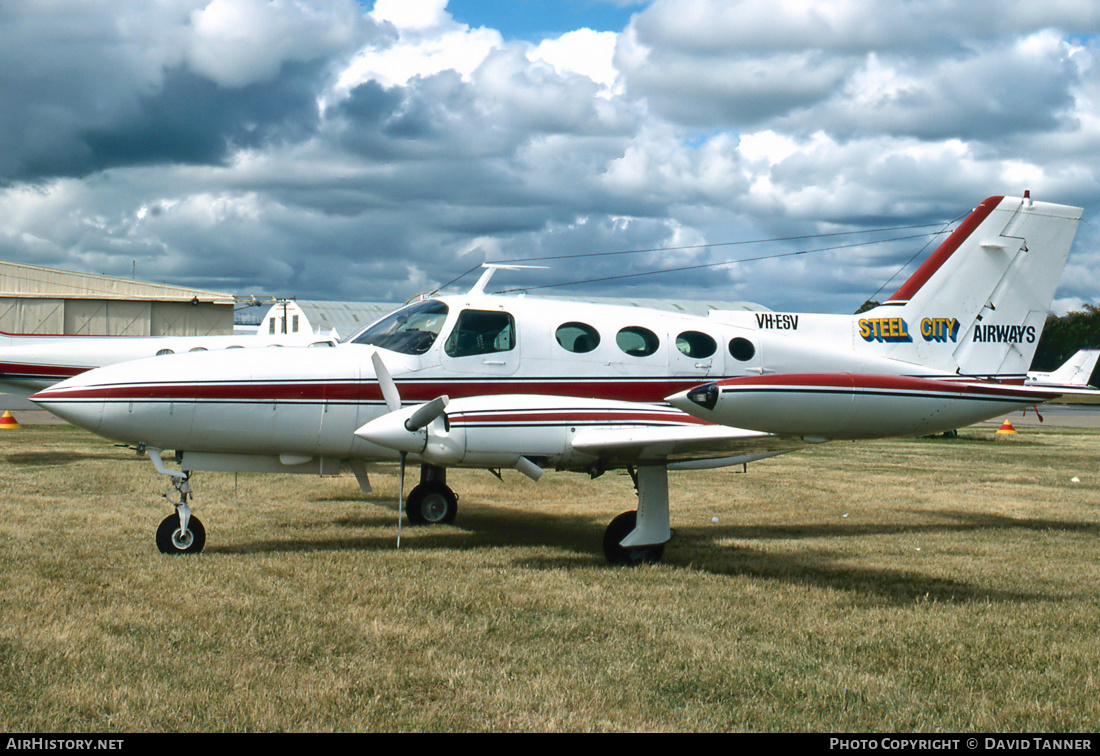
<box><xmin>0</xmin><ymin>259</ymin><xmax>236</xmax><ymax>336</ymax></box>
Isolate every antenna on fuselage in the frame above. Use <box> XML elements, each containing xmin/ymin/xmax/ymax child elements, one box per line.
<box><xmin>468</xmin><ymin>263</ymin><xmax>547</xmax><ymax>295</ymax></box>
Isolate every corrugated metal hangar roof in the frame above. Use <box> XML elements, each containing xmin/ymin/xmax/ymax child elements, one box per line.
<box><xmin>0</xmin><ymin>259</ymin><xmax>235</xmax><ymax>303</ymax></box>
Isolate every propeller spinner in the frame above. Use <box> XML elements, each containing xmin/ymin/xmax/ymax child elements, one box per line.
<box><xmin>361</xmin><ymin>352</ymin><xmax>451</xmax><ymax>547</ymax></box>
<box><xmin>358</xmin><ymin>352</ymin><xmax>450</xmax><ymax>454</ymax></box>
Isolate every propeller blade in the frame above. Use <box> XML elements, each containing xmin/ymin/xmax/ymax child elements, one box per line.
<box><xmin>397</xmin><ymin>451</ymin><xmax>405</xmax><ymax>548</ymax></box>
<box><xmin>371</xmin><ymin>352</ymin><xmax>401</xmax><ymax>413</ymax></box>
<box><xmin>404</xmin><ymin>395</ymin><xmax>449</xmax><ymax>432</ymax></box>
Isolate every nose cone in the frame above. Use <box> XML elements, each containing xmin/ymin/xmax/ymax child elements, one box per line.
<box><xmin>30</xmin><ymin>371</ymin><xmax>108</xmax><ymax>432</ymax></box>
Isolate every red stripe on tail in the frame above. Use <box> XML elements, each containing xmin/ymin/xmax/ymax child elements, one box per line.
<box><xmin>886</xmin><ymin>195</ymin><xmax>1004</xmax><ymax>304</ymax></box>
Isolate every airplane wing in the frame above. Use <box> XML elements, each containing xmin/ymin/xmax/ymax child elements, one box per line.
<box><xmin>1037</xmin><ymin>387</ymin><xmax>1100</xmax><ymax>405</ymax></box>
<box><xmin>569</xmin><ymin>423</ymin><xmax>810</xmax><ymax>464</ymax></box>
<box><xmin>353</xmin><ymin>390</ymin><xmax>809</xmax><ymax>472</ymax></box>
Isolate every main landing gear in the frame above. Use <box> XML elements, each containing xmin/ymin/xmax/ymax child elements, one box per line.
<box><xmin>405</xmin><ymin>465</ymin><xmax>458</xmax><ymax>525</ymax></box>
<box><xmin>601</xmin><ymin>465</ymin><xmax>671</xmax><ymax>566</ymax></box>
<box><xmin>602</xmin><ymin>511</ymin><xmax>665</xmax><ymax>565</ymax></box>
<box><xmin>406</xmin><ymin>463</ymin><xmax>670</xmax><ymax>566</ymax></box>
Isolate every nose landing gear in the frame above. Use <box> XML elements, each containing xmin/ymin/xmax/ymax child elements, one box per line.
<box><xmin>156</xmin><ymin>509</ymin><xmax>206</xmax><ymax>554</ymax></box>
<box><xmin>147</xmin><ymin>446</ymin><xmax>206</xmax><ymax>555</ymax></box>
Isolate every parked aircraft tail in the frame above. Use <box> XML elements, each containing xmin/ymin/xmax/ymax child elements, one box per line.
<box><xmin>858</xmin><ymin>194</ymin><xmax>1082</xmax><ymax>380</ymax></box>
<box><xmin>1027</xmin><ymin>348</ymin><xmax>1100</xmax><ymax>389</ymax></box>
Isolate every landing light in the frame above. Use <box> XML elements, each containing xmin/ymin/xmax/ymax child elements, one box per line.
<box><xmin>686</xmin><ymin>383</ymin><xmax>719</xmax><ymax>410</ymax></box>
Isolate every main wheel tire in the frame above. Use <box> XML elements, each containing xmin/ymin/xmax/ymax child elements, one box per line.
<box><xmin>405</xmin><ymin>483</ymin><xmax>458</xmax><ymax>525</ymax></box>
<box><xmin>155</xmin><ymin>513</ymin><xmax>206</xmax><ymax>554</ymax></box>
<box><xmin>602</xmin><ymin>510</ymin><xmax>665</xmax><ymax>566</ymax></box>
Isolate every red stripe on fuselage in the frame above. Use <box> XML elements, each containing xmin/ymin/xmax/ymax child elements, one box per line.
<box><xmin>0</xmin><ymin>362</ymin><xmax>85</xmax><ymax>378</ymax></box>
<box><xmin>33</xmin><ymin>377</ymin><xmax>707</xmax><ymax>405</ymax></box>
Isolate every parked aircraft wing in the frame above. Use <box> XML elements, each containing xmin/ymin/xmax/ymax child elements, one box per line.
<box><xmin>1036</xmin><ymin>386</ymin><xmax>1100</xmax><ymax>405</ymax></box>
<box><xmin>570</xmin><ymin>423</ymin><xmax>808</xmax><ymax>463</ymax></box>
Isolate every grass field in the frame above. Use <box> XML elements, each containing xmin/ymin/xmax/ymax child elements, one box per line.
<box><xmin>1</xmin><ymin>422</ymin><xmax>1098</xmax><ymax>732</ymax></box>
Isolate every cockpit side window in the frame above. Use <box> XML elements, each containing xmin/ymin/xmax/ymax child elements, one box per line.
<box><xmin>348</xmin><ymin>300</ymin><xmax>449</xmax><ymax>355</ymax></box>
<box><xmin>444</xmin><ymin>309</ymin><xmax>516</xmax><ymax>358</ymax></box>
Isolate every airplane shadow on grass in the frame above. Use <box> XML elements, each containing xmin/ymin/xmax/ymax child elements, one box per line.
<box><xmin>205</xmin><ymin>497</ymin><xmax>1099</xmax><ymax>606</ymax></box>
<box><xmin>2</xmin><ymin>446</ymin><xmax>140</xmax><ymax>466</ymax></box>
<box><xmin>3</xmin><ymin>451</ymin><xmax>92</xmax><ymax>466</ymax></box>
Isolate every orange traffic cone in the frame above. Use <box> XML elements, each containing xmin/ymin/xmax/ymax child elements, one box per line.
<box><xmin>996</xmin><ymin>419</ymin><xmax>1016</xmax><ymax>434</ymax></box>
<box><xmin>0</xmin><ymin>411</ymin><xmax>19</xmax><ymax>430</ymax></box>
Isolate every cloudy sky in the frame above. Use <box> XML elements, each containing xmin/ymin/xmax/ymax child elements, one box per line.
<box><xmin>1</xmin><ymin>0</ymin><xmax>1098</xmax><ymax>315</ymax></box>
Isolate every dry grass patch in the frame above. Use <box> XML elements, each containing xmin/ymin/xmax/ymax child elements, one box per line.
<box><xmin>1</xmin><ymin>424</ymin><xmax>1098</xmax><ymax>731</ymax></box>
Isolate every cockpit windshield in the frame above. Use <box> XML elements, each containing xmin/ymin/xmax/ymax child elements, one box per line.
<box><xmin>346</xmin><ymin>299</ymin><xmax>450</xmax><ymax>354</ymax></box>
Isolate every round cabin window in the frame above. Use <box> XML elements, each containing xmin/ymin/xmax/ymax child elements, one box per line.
<box><xmin>555</xmin><ymin>322</ymin><xmax>601</xmax><ymax>353</ymax></box>
<box><xmin>616</xmin><ymin>326</ymin><xmax>660</xmax><ymax>357</ymax></box>
<box><xmin>676</xmin><ymin>331</ymin><xmax>717</xmax><ymax>359</ymax></box>
<box><xmin>728</xmin><ymin>337</ymin><xmax>756</xmax><ymax>362</ymax></box>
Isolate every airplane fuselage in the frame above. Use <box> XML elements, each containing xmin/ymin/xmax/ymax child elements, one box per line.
<box><xmin>31</xmin><ymin>291</ymin><xmax>1001</xmax><ymax>472</ymax></box>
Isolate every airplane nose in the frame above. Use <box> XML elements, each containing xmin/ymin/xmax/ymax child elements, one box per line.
<box><xmin>30</xmin><ymin>383</ymin><xmax>105</xmax><ymax>432</ymax></box>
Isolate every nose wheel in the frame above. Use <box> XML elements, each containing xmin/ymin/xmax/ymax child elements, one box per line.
<box><xmin>156</xmin><ymin>511</ymin><xmax>206</xmax><ymax>554</ymax></box>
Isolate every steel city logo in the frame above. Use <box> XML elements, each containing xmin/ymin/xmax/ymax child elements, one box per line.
<box><xmin>919</xmin><ymin>317</ymin><xmax>960</xmax><ymax>343</ymax></box>
<box><xmin>859</xmin><ymin>317</ymin><xmax>912</xmax><ymax>343</ymax></box>
<box><xmin>860</xmin><ymin>317</ymin><xmax>962</xmax><ymax>344</ymax></box>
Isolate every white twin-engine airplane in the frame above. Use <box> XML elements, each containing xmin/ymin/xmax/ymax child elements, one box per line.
<box><xmin>31</xmin><ymin>194</ymin><xmax>1085</xmax><ymax>564</ymax></box>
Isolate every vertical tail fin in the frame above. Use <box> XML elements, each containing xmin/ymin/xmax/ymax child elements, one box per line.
<box><xmin>1028</xmin><ymin>348</ymin><xmax>1100</xmax><ymax>388</ymax></box>
<box><xmin>861</xmin><ymin>195</ymin><xmax>1082</xmax><ymax>380</ymax></box>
